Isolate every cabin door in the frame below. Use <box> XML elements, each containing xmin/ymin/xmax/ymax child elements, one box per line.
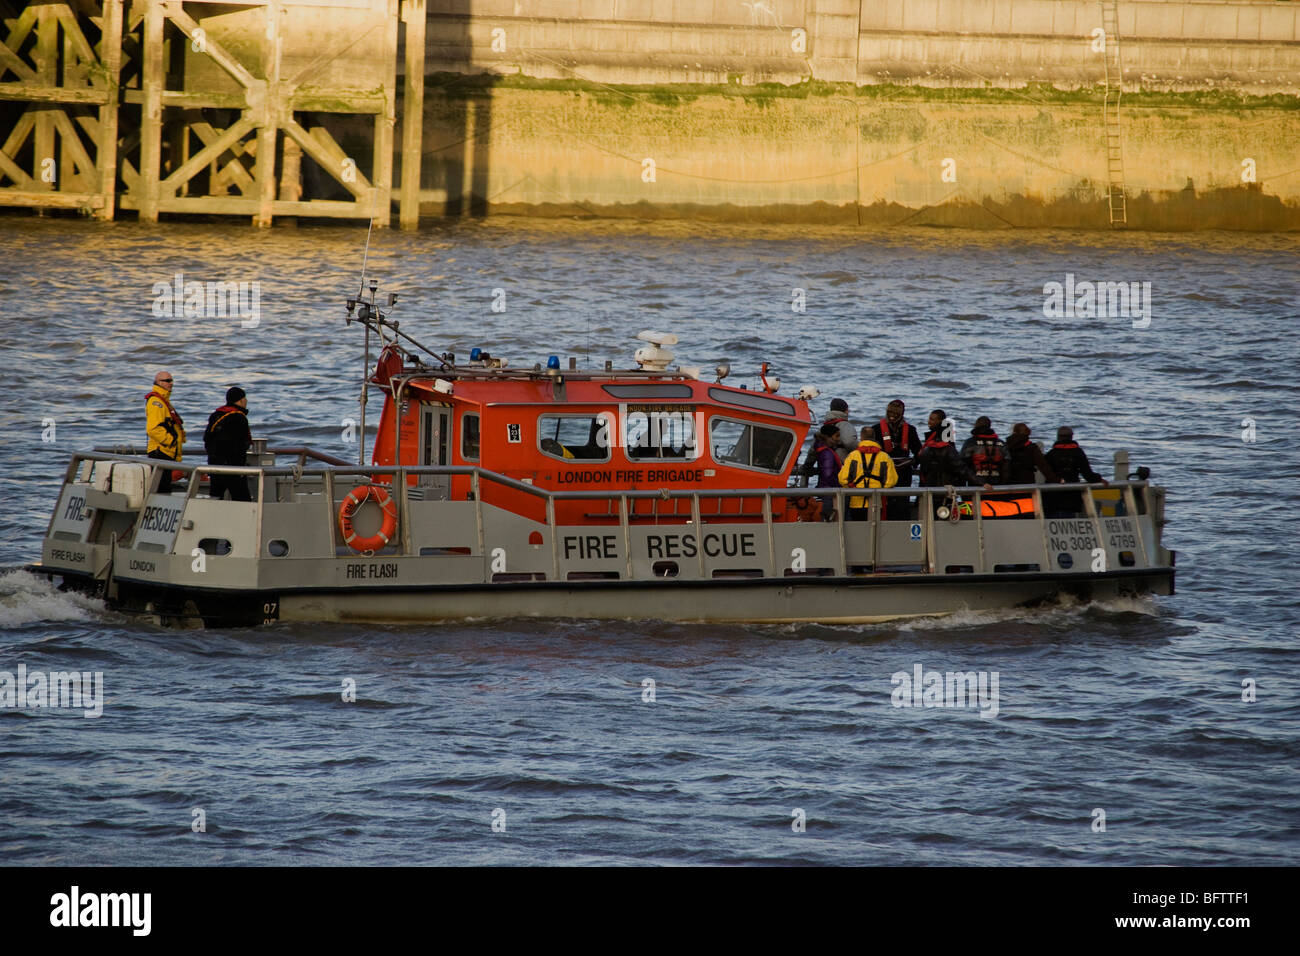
<box><xmin>419</xmin><ymin>403</ymin><xmax>452</xmax><ymax>500</ymax></box>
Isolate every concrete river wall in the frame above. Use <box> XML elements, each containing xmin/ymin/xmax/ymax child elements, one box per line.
<box><xmin>414</xmin><ymin>0</ymin><xmax>1300</xmax><ymax>228</ymax></box>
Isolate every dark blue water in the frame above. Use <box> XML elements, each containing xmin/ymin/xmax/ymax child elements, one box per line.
<box><xmin>1</xmin><ymin>218</ymin><xmax>1297</xmax><ymax>864</ymax></box>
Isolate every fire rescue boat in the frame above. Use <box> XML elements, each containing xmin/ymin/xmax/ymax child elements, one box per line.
<box><xmin>30</xmin><ymin>282</ymin><xmax>1175</xmax><ymax>627</ymax></box>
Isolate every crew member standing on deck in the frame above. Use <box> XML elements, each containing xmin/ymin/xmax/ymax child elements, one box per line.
<box><xmin>870</xmin><ymin>399</ymin><xmax>922</xmax><ymax>518</ymax></box>
<box><xmin>145</xmin><ymin>370</ymin><xmax>185</xmax><ymax>493</ymax></box>
<box><xmin>916</xmin><ymin>409</ymin><xmax>975</xmax><ymax>511</ymax></box>
<box><xmin>823</xmin><ymin>398</ymin><xmax>857</xmax><ymax>457</ymax></box>
<box><xmin>961</xmin><ymin>416</ymin><xmax>1008</xmax><ymax>487</ymax></box>
<box><xmin>204</xmin><ymin>386</ymin><xmax>253</xmax><ymax>501</ymax></box>
<box><xmin>1044</xmin><ymin>426</ymin><xmax>1108</xmax><ymax>516</ymax></box>
<box><xmin>839</xmin><ymin>427</ymin><xmax>898</xmax><ymax>521</ymax></box>
<box><xmin>802</xmin><ymin>422</ymin><xmax>845</xmax><ymax>520</ymax></box>
<box><xmin>1005</xmin><ymin>422</ymin><xmax>1061</xmax><ymax>486</ymax></box>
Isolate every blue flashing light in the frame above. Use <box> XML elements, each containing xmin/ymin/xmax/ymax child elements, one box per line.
<box><xmin>546</xmin><ymin>355</ymin><xmax>560</xmax><ymax>370</ymax></box>
<box><xmin>470</xmin><ymin>347</ymin><xmax>483</xmax><ymax>361</ymax></box>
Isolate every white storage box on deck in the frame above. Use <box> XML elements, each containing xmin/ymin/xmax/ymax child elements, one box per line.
<box><xmin>85</xmin><ymin>461</ymin><xmax>115</xmax><ymax>492</ymax></box>
<box><xmin>110</xmin><ymin>463</ymin><xmax>149</xmax><ymax>508</ymax></box>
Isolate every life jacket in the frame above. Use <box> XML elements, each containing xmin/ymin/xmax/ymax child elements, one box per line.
<box><xmin>957</xmin><ymin>497</ymin><xmax>1035</xmax><ymax>518</ymax></box>
<box><xmin>969</xmin><ymin>431</ymin><xmax>1004</xmax><ymax>479</ymax></box>
<box><xmin>1051</xmin><ymin>441</ymin><xmax>1080</xmax><ymax>451</ymax></box>
<box><xmin>844</xmin><ymin>448</ymin><xmax>888</xmax><ymax>488</ymax></box>
<box><xmin>878</xmin><ymin>418</ymin><xmax>914</xmax><ymax>456</ymax></box>
<box><xmin>146</xmin><ymin>388</ymin><xmax>184</xmax><ymax>438</ymax></box>
<box><xmin>207</xmin><ymin>404</ymin><xmax>245</xmax><ymax>435</ymax></box>
<box><xmin>921</xmin><ymin>435</ymin><xmax>951</xmax><ymax>452</ymax></box>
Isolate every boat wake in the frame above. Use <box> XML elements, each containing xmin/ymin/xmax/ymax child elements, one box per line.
<box><xmin>894</xmin><ymin>593</ymin><xmax>1166</xmax><ymax>632</ymax></box>
<box><xmin>0</xmin><ymin>569</ymin><xmax>104</xmax><ymax>628</ymax></box>
<box><xmin>763</xmin><ymin>592</ymin><xmax>1168</xmax><ymax>642</ymax></box>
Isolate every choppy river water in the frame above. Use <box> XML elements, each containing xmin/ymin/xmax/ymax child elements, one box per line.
<box><xmin>0</xmin><ymin>217</ymin><xmax>1296</xmax><ymax>864</ymax></box>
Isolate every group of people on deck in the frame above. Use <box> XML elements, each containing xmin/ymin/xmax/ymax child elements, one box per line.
<box><xmin>144</xmin><ymin>371</ymin><xmax>254</xmax><ymax>500</ymax></box>
<box><xmin>799</xmin><ymin>397</ymin><xmax>1108</xmax><ymax>521</ymax></box>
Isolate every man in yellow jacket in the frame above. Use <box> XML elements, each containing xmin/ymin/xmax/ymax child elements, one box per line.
<box><xmin>838</xmin><ymin>427</ymin><xmax>898</xmax><ymax>521</ymax></box>
<box><xmin>145</xmin><ymin>370</ymin><xmax>186</xmax><ymax>493</ymax></box>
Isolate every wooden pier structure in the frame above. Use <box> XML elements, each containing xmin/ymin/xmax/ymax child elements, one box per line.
<box><xmin>0</xmin><ymin>0</ymin><xmax>425</xmax><ymax>227</ymax></box>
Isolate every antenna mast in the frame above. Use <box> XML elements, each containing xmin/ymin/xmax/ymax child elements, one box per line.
<box><xmin>356</xmin><ymin>215</ymin><xmax>376</xmax><ymax>466</ymax></box>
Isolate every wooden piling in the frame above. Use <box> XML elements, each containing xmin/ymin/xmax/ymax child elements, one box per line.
<box><xmin>253</xmin><ymin>1</ymin><xmax>280</xmax><ymax>227</ymax></box>
<box><xmin>94</xmin><ymin>0</ymin><xmax>123</xmax><ymax>220</ymax></box>
<box><xmin>33</xmin><ymin>7</ymin><xmax>55</xmax><ymax>193</ymax></box>
<box><xmin>279</xmin><ymin>135</ymin><xmax>301</xmax><ymax>227</ymax></box>
<box><xmin>373</xmin><ymin>0</ymin><xmax>399</xmax><ymax>228</ymax></box>
<box><xmin>399</xmin><ymin>0</ymin><xmax>426</xmax><ymax>231</ymax></box>
<box><xmin>137</xmin><ymin>1</ymin><xmax>163</xmax><ymax>223</ymax></box>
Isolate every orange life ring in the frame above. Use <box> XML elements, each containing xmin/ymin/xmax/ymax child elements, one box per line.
<box><xmin>338</xmin><ymin>484</ymin><xmax>398</xmax><ymax>553</ymax></box>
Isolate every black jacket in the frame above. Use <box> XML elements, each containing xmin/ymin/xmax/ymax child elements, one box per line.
<box><xmin>1044</xmin><ymin>442</ymin><xmax>1104</xmax><ymax>484</ymax></box>
<box><xmin>916</xmin><ymin>431</ymin><xmax>973</xmax><ymax>487</ymax></box>
<box><xmin>1005</xmin><ymin>435</ymin><xmax>1059</xmax><ymax>485</ymax></box>
<box><xmin>204</xmin><ymin>405</ymin><xmax>252</xmax><ymax>466</ymax></box>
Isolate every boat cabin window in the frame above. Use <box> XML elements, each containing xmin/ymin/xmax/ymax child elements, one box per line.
<box><xmin>537</xmin><ymin>414</ymin><xmax>611</xmax><ymax>462</ymax></box>
<box><xmin>462</xmin><ymin>414</ymin><xmax>480</xmax><ymax>461</ymax></box>
<box><xmin>707</xmin><ymin>386</ymin><xmax>796</xmax><ymax>417</ymax></box>
<box><xmin>709</xmin><ymin>416</ymin><xmax>796</xmax><ymax>473</ymax></box>
<box><xmin>603</xmin><ymin>384</ymin><xmax>694</xmax><ymax>399</ymax></box>
<box><xmin>625</xmin><ymin>407</ymin><xmax>700</xmax><ymax>461</ymax></box>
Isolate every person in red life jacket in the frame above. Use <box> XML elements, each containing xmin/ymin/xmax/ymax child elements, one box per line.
<box><xmin>960</xmin><ymin>416</ymin><xmax>1009</xmax><ymax>486</ymax></box>
<box><xmin>1005</xmin><ymin>422</ymin><xmax>1062</xmax><ymax>486</ymax></box>
<box><xmin>822</xmin><ymin>397</ymin><xmax>857</xmax><ymax>457</ymax></box>
<box><xmin>203</xmin><ymin>386</ymin><xmax>253</xmax><ymax>501</ymax></box>
<box><xmin>1044</xmin><ymin>426</ymin><xmax>1108</xmax><ymax>517</ymax></box>
<box><xmin>870</xmin><ymin>400</ymin><xmax>922</xmax><ymax>484</ymax></box>
<box><xmin>916</xmin><ymin>409</ymin><xmax>975</xmax><ymax>512</ymax></box>
<box><xmin>145</xmin><ymin>370</ymin><xmax>186</xmax><ymax>493</ymax></box>
<box><xmin>870</xmin><ymin>399</ymin><xmax>923</xmax><ymax>519</ymax></box>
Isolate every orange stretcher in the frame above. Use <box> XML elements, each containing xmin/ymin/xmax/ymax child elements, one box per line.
<box><xmin>957</xmin><ymin>497</ymin><xmax>1036</xmax><ymax>518</ymax></box>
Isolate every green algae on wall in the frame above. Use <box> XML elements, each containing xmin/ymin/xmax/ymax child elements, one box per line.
<box><xmin>405</xmin><ymin>79</ymin><xmax>1300</xmax><ymax>230</ymax></box>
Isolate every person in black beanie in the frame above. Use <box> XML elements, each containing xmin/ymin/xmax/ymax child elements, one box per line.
<box><xmin>823</xmin><ymin>397</ymin><xmax>857</xmax><ymax>456</ymax></box>
<box><xmin>204</xmin><ymin>386</ymin><xmax>253</xmax><ymax>501</ymax></box>
<box><xmin>1044</xmin><ymin>426</ymin><xmax>1108</xmax><ymax>516</ymax></box>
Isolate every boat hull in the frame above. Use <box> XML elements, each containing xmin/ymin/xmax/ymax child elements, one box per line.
<box><xmin>44</xmin><ymin>566</ymin><xmax>1174</xmax><ymax>627</ymax></box>
<box><xmin>36</xmin><ymin>450</ymin><xmax>1177</xmax><ymax>629</ymax></box>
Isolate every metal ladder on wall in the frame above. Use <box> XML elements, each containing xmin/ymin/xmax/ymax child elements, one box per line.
<box><xmin>1101</xmin><ymin>1</ymin><xmax>1127</xmax><ymax>225</ymax></box>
